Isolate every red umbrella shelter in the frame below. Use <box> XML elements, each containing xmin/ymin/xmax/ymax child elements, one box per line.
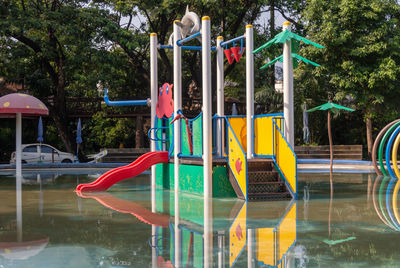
<box><xmin>0</xmin><ymin>93</ymin><xmax>48</xmax><ymax>176</ymax></box>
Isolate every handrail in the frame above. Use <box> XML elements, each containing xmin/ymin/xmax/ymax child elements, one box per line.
<box><xmin>177</xmin><ymin>32</ymin><xmax>201</xmax><ymax>45</ymax></box>
<box><xmin>272</xmin><ymin>118</ymin><xmax>297</xmax><ymax>198</ymax></box>
<box><xmin>220</xmin><ymin>35</ymin><xmax>245</xmax><ymax>47</ymax></box>
<box><xmin>104</xmin><ymin>88</ymin><xmax>149</xmax><ymax>106</ymax></box>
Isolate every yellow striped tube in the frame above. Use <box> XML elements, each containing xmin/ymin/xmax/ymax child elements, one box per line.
<box><xmin>392</xmin><ymin>131</ymin><xmax>400</xmax><ymax>179</ymax></box>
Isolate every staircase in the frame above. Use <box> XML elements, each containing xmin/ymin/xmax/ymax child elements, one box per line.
<box><xmin>247</xmin><ymin>159</ymin><xmax>291</xmax><ymax>201</ymax></box>
<box><xmin>226</xmin><ymin>115</ymin><xmax>296</xmax><ymax>201</ymax></box>
<box><xmin>228</xmin><ymin>158</ymin><xmax>291</xmax><ymax>201</ymax></box>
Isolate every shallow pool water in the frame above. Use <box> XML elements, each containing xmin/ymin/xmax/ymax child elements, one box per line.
<box><xmin>0</xmin><ymin>171</ymin><xmax>399</xmax><ymax>267</ymax></box>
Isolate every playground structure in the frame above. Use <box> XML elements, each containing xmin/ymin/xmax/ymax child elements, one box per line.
<box><xmin>372</xmin><ymin>119</ymin><xmax>400</xmax><ymax>179</ymax></box>
<box><xmin>76</xmin><ymin>9</ymin><xmax>299</xmax><ymax>201</ymax></box>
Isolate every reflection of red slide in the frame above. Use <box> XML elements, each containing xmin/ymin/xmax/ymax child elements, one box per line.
<box><xmin>76</xmin><ymin>151</ymin><xmax>169</xmax><ymax>192</ymax></box>
<box><xmin>77</xmin><ymin>192</ymin><xmax>170</xmax><ymax>227</ymax></box>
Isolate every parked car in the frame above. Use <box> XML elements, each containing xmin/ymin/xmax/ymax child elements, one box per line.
<box><xmin>10</xmin><ymin>143</ymin><xmax>76</xmax><ymax>164</ymax></box>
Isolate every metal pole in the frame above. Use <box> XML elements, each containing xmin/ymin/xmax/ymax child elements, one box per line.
<box><xmin>283</xmin><ymin>21</ymin><xmax>294</xmax><ymax>147</ymax></box>
<box><xmin>246</xmin><ymin>25</ymin><xmax>254</xmax><ymax>159</ymax></box>
<box><xmin>216</xmin><ymin>36</ymin><xmax>224</xmax><ymax>157</ymax></box>
<box><xmin>150</xmin><ymin>33</ymin><xmax>158</xmax><ymax>268</ymax></box>
<box><xmin>150</xmin><ymin>32</ymin><xmax>158</xmax><ymax>201</ymax></box>
<box><xmin>16</xmin><ymin>112</ymin><xmax>22</xmax><ymax>177</ymax></box>
<box><xmin>173</xmin><ymin>20</ymin><xmax>182</xmax><ymax>268</ymax></box>
<box><xmin>202</xmin><ymin>16</ymin><xmax>212</xmax><ymax>200</ymax></box>
<box><xmin>202</xmin><ymin>16</ymin><xmax>213</xmax><ymax>268</ymax></box>
<box><xmin>247</xmin><ymin>229</ymin><xmax>254</xmax><ymax>268</ymax></box>
<box><xmin>16</xmin><ymin>172</ymin><xmax>22</xmax><ymax>242</ymax></box>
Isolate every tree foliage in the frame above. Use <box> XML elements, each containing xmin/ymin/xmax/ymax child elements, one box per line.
<box><xmin>296</xmin><ymin>0</ymin><xmax>400</xmax><ymax>149</ymax></box>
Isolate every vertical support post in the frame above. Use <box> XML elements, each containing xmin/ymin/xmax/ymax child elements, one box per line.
<box><xmin>283</xmin><ymin>21</ymin><xmax>294</xmax><ymax>147</ymax></box>
<box><xmin>16</xmin><ymin>172</ymin><xmax>22</xmax><ymax>242</ymax></box>
<box><xmin>150</xmin><ymin>34</ymin><xmax>158</xmax><ymax>268</ymax></box>
<box><xmin>202</xmin><ymin>16</ymin><xmax>213</xmax><ymax>268</ymax></box>
<box><xmin>216</xmin><ymin>36</ymin><xmax>225</xmax><ymax>157</ymax></box>
<box><xmin>150</xmin><ymin>32</ymin><xmax>158</xmax><ymax>207</ymax></box>
<box><xmin>247</xmin><ymin>229</ymin><xmax>254</xmax><ymax>268</ymax></box>
<box><xmin>173</xmin><ymin>20</ymin><xmax>182</xmax><ymax>268</ymax></box>
<box><xmin>16</xmin><ymin>112</ymin><xmax>22</xmax><ymax>242</ymax></box>
<box><xmin>246</xmin><ymin>25</ymin><xmax>254</xmax><ymax>159</ymax></box>
<box><xmin>16</xmin><ymin>112</ymin><xmax>22</xmax><ymax>177</ymax></box>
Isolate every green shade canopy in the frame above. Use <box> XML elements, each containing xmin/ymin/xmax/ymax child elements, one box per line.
<box><xmin>260</xmin><ymin>53</ymin><xmax>320</xmax><ymax>70</ymax></box>
<box><xmin>253</xmin><ymin>30</ymin><xmax>325</xmax><ymax>54</ymax></box>
<box><xmin>307</xmin><ymin>102</ymin><xmax>355</xmax><ymax>114</ymax></box>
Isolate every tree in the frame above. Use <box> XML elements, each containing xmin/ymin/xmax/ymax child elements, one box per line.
<box><xmin>298</xmin><ymin>0</ymin><xmax>400</xmax><ymax>157</ymax></box>
<box><xmin>0</xmin><ymin>0</ymin><xmax>113</xmax><ymax>155</ymax></box>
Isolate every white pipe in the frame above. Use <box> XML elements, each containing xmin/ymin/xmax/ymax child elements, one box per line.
<box><xmin>202</xmin><ymin>16</ymin><xmax>212</xmax><ymax>200</ymax></box>
<box><xmin>216</xmin><ymin>36</ymin><xmax>224</xmax><ymax>157</ymax></box>
<box><xmin>150</xmin><ymin>33</ymin><xmax>158</xmax><ymax>215</ymax></box>
<box><xmin>16</xmin><ymin>112</ymin><xmax>22</xmax><ymax>177</ymax></box>
<box><xmin>246</xmin><ymin>25</ymin><xmax>254</xmax><ymax>159</ymax></box>
<box><xmin>283</xmin><ymin>21</ymin><xmax>294</xmax><ymax>147</ymax></box>
<box><xmin>16</xmin><ymin>172</ymin><xmax>22</xmax><ymax>242</ymax></box>
<box><xmin>173</xmin><ymin>20</ymin><xmax>182</xmax><ymax>268</ymax></box>
<box><xmin>247</xmin><ymin>229</ymin><xmax>254</xmax><ymax>268</ymax></box>
<box><xmin>150</xmin><ymin>34</ymin><xmax>158</xmax><ymax>268</ymax></box>
<box><xmin>202</xmin><ymin>16</ymin><xmax>213</xmax><ymax>267</ymax></box>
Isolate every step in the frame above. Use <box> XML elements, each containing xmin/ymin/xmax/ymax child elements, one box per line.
<box><xmin>248</xmin><ymin>192</ymin><xmax>291</xmax><ymax>201</ymax></box>
<box><xmin>248</xmin><ymin>181</ymin><xmax>286</xmax><ymax>194</ymax></box>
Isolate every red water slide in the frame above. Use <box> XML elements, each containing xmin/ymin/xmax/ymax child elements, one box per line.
<box><xmin>76</xmin><ymin>151</ymin><xmax>169</xmax><ymax>192</ymax></box>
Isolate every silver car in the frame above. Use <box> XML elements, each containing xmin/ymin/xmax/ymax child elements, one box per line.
<box><xmin>10</xmin><ymin>143</ymin><xmax>76</xmax><ymax>164</ymax></box>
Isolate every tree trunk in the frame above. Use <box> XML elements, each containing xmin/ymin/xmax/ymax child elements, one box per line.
<box><xmin>366</xmin><ymin>116</ymin><xmax>373</xmax><ymax>160</ymax></box>
<box><xmin>328</xmin><ymin>110</ymin><xmax>333</xmax><ymax>173</ymax></box>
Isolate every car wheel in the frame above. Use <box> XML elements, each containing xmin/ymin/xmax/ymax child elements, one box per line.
<box><xmin>61</xmin><ymin>159</ymin><xmax>72</xmax><ymax>163</ymax></box>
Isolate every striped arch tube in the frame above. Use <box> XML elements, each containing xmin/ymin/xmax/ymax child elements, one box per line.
<box><xmin>372</xmin><ymin>119</ymin><xmax>400</xmax><ymax>178</ymax></box>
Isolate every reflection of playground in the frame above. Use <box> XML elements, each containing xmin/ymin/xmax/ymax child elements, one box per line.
<box><xmin>373</xmin><ymin>176</ymin><xmax>400</xmax><ymax>231</ymax></box>
<box><xmin>82</xmin><ymin>189</ymin><xmax>297</xmax><ymax>267</ymax></box>
<box><xmin>77</xmin><ymin>192</ymin><xmax>170</xmax><ymax>227</ymax></box>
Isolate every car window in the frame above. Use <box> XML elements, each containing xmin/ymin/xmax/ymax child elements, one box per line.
<box><xmin>41</xmin><ymin>145</ymin><xmax>54</xmax><ymax>153</ymax></box>
<box><xmin>23</xmin><ymin>145</ymin><xmax>37</xmax><ymax>153</ymax></box>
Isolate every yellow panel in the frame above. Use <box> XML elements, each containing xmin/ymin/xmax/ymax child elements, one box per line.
<box><xmin>276</xmin><ymin>128</ymin><xmax>296</xmax><ymax>195</ymax></box>
<box><xmin>278</xmin><ymin>202</ymin><xmax>296</xmax><ymax>260</ymax></box>
<box><xmin>228</xmin><ymin>117</ymin><xmax>247</xmax><ymax>151</ymax></box>
<box><xmin>254</xmin><ymin>117</ymin><xmax>274</xmax><ymax>156</ymax></box>
<box><xmin>229</xmin><ymin>202</ymin><xmax>247</xmax><ymax>267</ymax></box>
<box><xmin>228</xmin><ymin>127</ymin><xmax>247</xmax><ymax>198</ymax></box>
<box><xmin>255</xmin><ymin>228</ymin><xmax>275</xmax><ymax>266</ymax></box>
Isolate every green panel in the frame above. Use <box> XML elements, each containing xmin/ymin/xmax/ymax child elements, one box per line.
<box><xmin>156</xmin><ymin>163</ymin><xmax>235</xmax><ymax>198</ymax></box>
<box><xmin>168</xmin><ymin>193</ymin><xmax>205</xmax><ymax>226</ymax></box>
<box><xmin>212</xmin><ymin>166</ymin><xmax>237</xmax><ymax>198</ymax></box>
<box><xmin>192</xmin><ymin>114</ymin><xmax>202</xmax><ymax>156</ymax></box>
<box><xmin>155</xmin><ymin>163</ymin><xmax>172</xmax><ymax>190</ymax></box>
<box><xmin>181</xmin><ymin>120</ymin><xmax>190</xmax><ymax>155</ymax></box>
<box><xmin>182</xmin><ymin>229</ymin><xmax>191</xmax><ymax>267</ymax></box>
<box><xmin>168</xmin><ymin>117</ymin><xmax>174</xmax><ymax>155</ymax></box>
<box><xmin>193</xmin><ymin>233</ymin><xmax>203</xmax><ymax>268</ymax></box>
<box><xmin>155</xmin><ymin>188</ymin><xmax>164</xmax><ymax>213</ymax></box>
<box><xmin>179</xmin><ymin>165</ymin><xmax>204</xmax><ymax>194</ymax></box>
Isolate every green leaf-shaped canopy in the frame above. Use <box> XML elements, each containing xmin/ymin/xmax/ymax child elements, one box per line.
<box><xmin>307</xmin><ymin>102</ymin><xmax>355</xmax><ymax>114</ymax></box>
<box><xmin>259</xmin><ymin>53</ymin><xmax>320</xmax><ymax>70</ymax></box>
<box><xmin>253</xmin><ymin>30</ymin><xmax>324</xmax><ymax>54</ymax></box>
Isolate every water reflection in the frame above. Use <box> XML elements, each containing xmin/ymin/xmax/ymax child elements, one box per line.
<box><xmin>79</xmin><ymin>189</ymin><xmax>297</xmax><ymax>267</ymax></box>
<box><xmin>0</xmin><ymin>175</ymin><xmax>49</xmax><ymax>261</ymax></box>
<box><xmin>373</xmin><ymin>176</ymin><xmax>400</xmax><ymax>231</ymax></box>
<box><xmin>7</xmin><ymin>172</ymin><xmax>400</xmax><ymax>266</ymax></box>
